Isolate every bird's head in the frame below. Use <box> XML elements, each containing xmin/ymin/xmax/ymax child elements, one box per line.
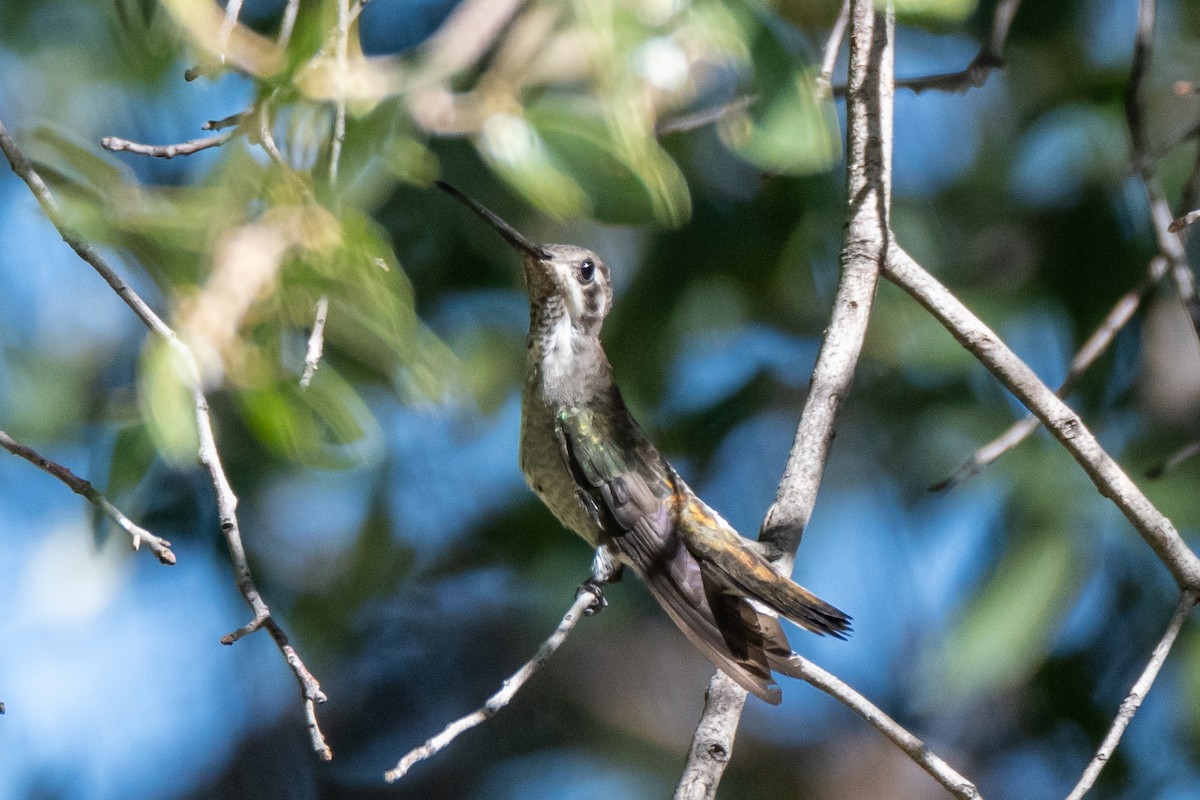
<box><xmin>436</xmin><ymin>182</ymin><xmax>613</xmax><ymax>338</ymax></box>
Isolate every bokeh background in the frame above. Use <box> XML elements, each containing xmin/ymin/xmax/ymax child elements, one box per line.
<box><xmin>2</xmin><ymin>0</ymin><xmax>1200</xmax><ymax>798</ymax></box>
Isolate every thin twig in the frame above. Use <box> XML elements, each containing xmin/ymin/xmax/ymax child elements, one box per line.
<box><xmin>834</xmin><ymin>0</ymin><xmax>1021</xmax><ymax>96</ymax></box>
<box><xmin>330</xmin><ymin>0</ymin><xmax>350</xmax><ymax>191</ymax></box>
<box><xmin>1147</xmin><ymin>438</ymin><xmax>1200</xmax><ymax>479</ymax></box>
<box><xmin>101</xmin><ymin>131</ymin><xmax>234</xmax><ymax>159</ymax></box>
<box><xmin>678</xmin><ymin>2</ymin><xmax>894</xmax><ymax>797</ymax></box>
<box><xmin>656</xmin><ymin>96</ymin><xmax>755</xmax><ymax>137</ymax></box>
<box><xmin>0</xmin><ymin>116</ymin><xmax>332</xmax><ymax>760</ymax></box>
<box><xmin>349</xmin><ymin>0</ymin><xmax>371</xmax><ymax>24</ymax></box>
<box><xmin>932</xmin><ymin>257</ymin><xmax>1169</xmax><ymax>492</ymax></box>
<box><xmin>300</xmin><ymin>295</ymin><xmax>330</xmax><ymax>389</ymax></box>
<box><xmin>1065</xmin><ymin>591</ymin><xmax>1197</xmax><ymax>800</ymax></box>
<box><xmin>278</xmin><ymin>0</ymin><xmax>300</xmax><ymax>50</ymax></box>
<box><xmin>218</xmin><ymin>0</ymin><xmax>244</xmax><ymax>64</ymax></box>
<box><xmin>886</xmin><ymin>244</ymin><xmax>1200</xmax><ymax>592</ymax></box>
<box><xmin>817</xmin><ymin>0</ymin><xmax>852</xmax><ymax>97</ymax></box>
<box><xmin>0</xmin><ymin>429</ymin><xmax>176</xmax><ymax>565</ymax></box>
<box><xmin>787</xmin><ymin>654</ymin><xmax>981</xmax><ymax>799</ymax></box>
<box><xmin>1126</xmin><ymin>0</ymin><xmax>1200</xmax><ymax>337</ymax></box>
<box><xmin>202</xmin><ymin>112</ymin><xmax>248</xmax><ymax>132</ymax></box>
<box><xmin>1169</xmin><ymin>208</ymin><xmax>1200</xmax><ymax>232</ymax></box>
<box><xmin>385</xmin><ymin>587</ymin><xmax>600</xmax><ymax>782</ymax></box>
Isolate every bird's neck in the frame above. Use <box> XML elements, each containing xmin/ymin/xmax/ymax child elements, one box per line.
<box><xmin>528</xmin><ymin>296</ymin><xmax>612</xmax><ymax>406</ymax></box>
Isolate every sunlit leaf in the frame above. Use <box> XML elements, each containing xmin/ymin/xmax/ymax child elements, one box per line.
<box><xmin>137</xmin><ymin>338</ymin><xmax>199</xmax><ymax>465</ymax></box>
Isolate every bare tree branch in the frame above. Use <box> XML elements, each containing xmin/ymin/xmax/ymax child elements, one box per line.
<box><xmin>202</xmin><ymin>111</ymin><xmax>248</xmax><ymax>132</ymax></box>
<box><xmin>300</xmin><ymin>295</ymin><xmax>330</xmax><ymax>389</ymax></box>
<box><xmin>656</xmin><ymin>96</ymin><xmax>755</xmax><ymax>137</ymax></box>
<box><xmin>101</xmin><ymin>131</ymin><xmax>234</xmax><ymax>159</ymax></box>
<box><xmin>1147</xmin><ymin>438</ymin><xmax>1200</xmax><ymax>479</ymax></box>
<box><xmin>834</xmin><ymin>0</ymin><xmax>1021</xmax><ymax>96</ymax></box>
<box><xmin>1169</xmin><ymin>208</ymin><xmax>1200</xmax><ymax>232</ymax></box>
<box><xmin>933</xmin><ymin>256</ymin><xmax>1169</xmax><ymax>492</ymax></box>
<box><xmin>385</xmin><ymin>586</ymin><xmax>601</xmax><ymax>782</ymax></box>
<box><xmin>1126</xmin><ymin>0</ymin><xmax>1200</xmax><ymax>337</ymax></box>
<box><xmin>885</xmin><ymin>245</ymin><xmax>1200</xmax><ymax>592</ymax></box>
<box><xmin>0</xmin><ymin>116</ymin><xmax>332</xmax><ymax>760</ymax></box>
<box><xmin>0</xmin><ymin>429</ymin><xmax>176</xmax><ymax>564</ymax></box>
<box><xmin>679</xmin><ymin>2</ymin><xmax>899</xmax><ymax>796</ymax></box>
<box><xmin>816</xmin><ymin>0</ymin><xmax>852</xmax><ymax>98</ymax></box>
<box><xmin>1065</xmin><ymin>591</ymin><xmax>1197</xmax><ymax>800</ymax></box>
<box><xmin>278</xmin><ymin>0</ymin><xmax>300</xmax><ymax>49</ymax></box>
<box><xmin>217</xmin><ymin>0</ymin><xmax>244</xmax><ymax>64</ymax></box>
<box><xmin>330</xmin><ymin>0</ymin><xmax>350</xmax><ymax>191</ymax></box>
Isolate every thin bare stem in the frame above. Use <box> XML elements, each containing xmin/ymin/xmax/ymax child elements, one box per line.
<box><xmin>933</xmin><ymin>257</ymin><xmax>1169</xmax><ymax>491</ymax></box>
<box><xmin>835</xmin><ymin>0</ymin><xmax>1020</xmax><ymax>96</ymax></box>
<box><xmin>385</xmin><ymin>587</ymin><xmax>600</xmax><ymax>782</ymax></box>
<box><xmin>1170</xmin><ymin>208</ymin><xmax>1200</xmax><ymax>232</ymax></box>
<box><xmin>300</xmin><ymin>295</ymin><xmax>330</xmax><ymax>389</ymax></box>
<box><xmin>101</xmin><ymin>131</ymin><xmax>234</xmax><ymax>159</ymax></box>
<box><xmin>678</xmin><ymin>2</ymin><xmax>894</xmax><ymax>796</ymax></box>
<box><xmin>0</xmin><ymin>430</ymin><xmax>175</xmax><ymax>564</ymax></box>
<box><xmin>817</xmin><ymin>0</ymin><xmax>852</xmax><ymax>97</ymax></box>
<box><xmin>787</xmin><ymin>654</ymin><xmax>981</xmax><ymax>799</ymax></box>
<box><xmin>330</xmin><ymin>0</ymin><xmax>350</xmax><ymax>191</ymax></box>
<box><xmin>886</xmin><ymin>244</ymin><xmax>1200</xmax><ymax>592</ymax></box>
<box><xmin>202</xmin><ymin>112</ymin><xmax>248</xmax><ymax>132</ymax></box>
<box><xmin>1126</xmin><ymin>0</ymin><xmax>1200</xmax><ymax>337</ymax></box>
<box><xmin>1147</xmin><ymin>438</ymin><xmax>1200</xmax><ymax>479</ymax></box>
<box><xmin>656</xmin><ymin>96</ymin><xmax>755</xmax><ymax>137</ymax></box>
<box><xmin>0</xmin><ymin>116</ymin><xmax>331</xmax><ymax>760</ymax></box>
<box><xmin>1065</xmin><ymin>592</ymin><xmax>1197</xmax><ymax>800</ymax></box>
<box><xmin>349</xmin><ymin>0</ymin><xmax>371</xmax><ymax>24</ymax></box>
<box><xmin>218</xmin><ymin>0</ymin><xmax>244</xmax><ymax>64</ymax></box>
<box><xmin>278</xmin><ymin>0</ymin><xmax>300</xmax><ymax>49</ymax></box>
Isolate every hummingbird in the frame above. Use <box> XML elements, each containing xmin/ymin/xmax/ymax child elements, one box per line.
<box><xmin>436</xmin><ymin>181</ymin><xmax>850</xmax><ymax>704</ymax></box>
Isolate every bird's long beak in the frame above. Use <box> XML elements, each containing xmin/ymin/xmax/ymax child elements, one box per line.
<box><xmin>436</xmin><ymin>181</ymin><xmax>547</xmax><ymax>261</ymax></box>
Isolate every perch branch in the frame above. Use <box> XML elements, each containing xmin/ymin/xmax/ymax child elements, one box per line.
<box><xmin>1065</xmin><ymin>591</ymin><xmax>1197</xmax><ymax>800</ymax></box>
<box><xmin>816</xmin><ymin>0</ymin><xmax>852</xmax><ymax>97</ymax></box>
<box><xmin>0</xmin><ymin>429</ymin><xmax>175</xmax><ymax>564</ymax></box>
<box><xmin>933</xmin><ymin>256</ymin><xmax>1169</xmax><ymax>491</ymax></box>
<box><xmin>885</xmin><ymin>245</ymin><xmax>1200</xmax><ymax>592</ymax></box>
<box><xmin>0</xmin><ymin>116</ymin><xmax>331</xmax><ymax>760</ymax></box>
<box><xmin>385</xmin><ymin>587</ymin><xmax>601</xmax><ymax>782</ymax></box>
<box><xmin>101</xmin><ymin>131</ymin><xmax>234</xmax><ymax>159</ymax></box>
<box><xmin>300</xmin><ymin>295</ymin><xmax>330</xmax><ymax>389</ymax></box>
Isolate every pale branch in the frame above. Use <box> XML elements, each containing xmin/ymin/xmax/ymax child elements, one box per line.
<box><xmin>1147</xmin><ymin>438</ymin><xmax>1200</xmax><ymax>479</ymax></box>
<box><xmin>1170</xmin><ymin>208</ymin><xmax>1200</xmax><ymax>232</ymax></box>
<box><xmin>655</xmin><ymin>96</ymin><xmax>755</xmax><ymax>137</ymax></box>
<box><xmin>885</xmin><ymin>244</ymin><xmax>1200</xmax><ymax>592</ymax></box>
<box><xmin>0</xmin><ymin>429</ymin><xmax>176</xmax><ymax>565</ymax></box>
<box><xmin>834</xmin><ymin>0</ymin><xmax>1020</xmax><ymax>96</ymax></box>
<box><xmin>385</xmin><ymin>587</ymin><xmax>601</xmax><ymax>782</ymax></box>
<box><xmin>816</xmin><ymin>0</ymin><xmax>852</xmax><ymax>98</ymax></box>
<box><xmin>1065</xmin><ymin>591</ymin><xmax>1197</xmax><ymax>800</ymax></box>
<box><xmin>278</xmin><ymin>0</ymin><xmax>300</xmax><ymax>49</ymax></box>
<box><xmin>202</xmin><ymin>112</ymin><xmax>248</xmax><ymax>131</ymax></box>
<box><xmin>932</xmin><ymin>256</ymin><xmax>1169</xmax><ymax>492</ymax></box>
<box><xmin>677</xmin><ymin>3</ymin><xmax>894</xmax><ymax>797</ymax></box>
<box><xmin>330</xmin><ymin>0</ymin><xmax>350</xmax><ymax>191</ymax></box>
<box><xmin>1126</xmin><ymin>0</ymin><xmax>1200</xmax><ymax>336</ymax></box>
<box><xmin>0</xmin><ymin>116</ymin><xmax>332</xmax><ymax>760</ymax></box>
<box><xmin>674</xmin><ymin>672</ymin><xmax>748</xmax><ymax>800</ymax></box>
<box><xmin>300</xmin><ymin>295</ymin><xmax>330</xmax><ymax>389</ymax></box>
<box><xmin>101</xmin><ymin>131</ymin><xmax>234</xmax><ymax>159</ymax></box>
<box><xmin>217</xmin><ymin>0</ymin><xmax>244</xmax><ymax>64</ymax></box>
<box><xmin>787</xmin><ymin>654</ymin><xmax>981</xmax><ymax>799</ymax></box>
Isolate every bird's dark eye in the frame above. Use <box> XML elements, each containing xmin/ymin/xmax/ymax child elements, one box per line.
<box><xmin>579</xmin><ymin>258</ymin><xmax>596</xmax><ymax>283</ymax></box>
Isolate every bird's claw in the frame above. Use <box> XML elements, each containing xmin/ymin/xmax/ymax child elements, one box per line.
<box><xmin>578</xmin><ymin>578</ymin><xmax>608</xmax><ymax>616</ymax></box>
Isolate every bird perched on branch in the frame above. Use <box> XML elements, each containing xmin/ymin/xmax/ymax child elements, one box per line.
<box><xmin>436</xmin><ymin>181</ymin><xmax>850</xmax><ymax>704</ymax></box>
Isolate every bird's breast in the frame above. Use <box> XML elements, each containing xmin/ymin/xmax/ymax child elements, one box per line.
<box><xmin>519</xmin><ymin>384</ymin><xmax>604</xmax><ymax>547</ymax></box>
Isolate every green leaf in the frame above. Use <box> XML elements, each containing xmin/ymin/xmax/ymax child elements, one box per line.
<box><xmin>526</xmin><ymin>99</ymin><xmax>692</xmax><ymax>227</ymax></box>
<box><xmin>137</xmin><ymin>339</ymin><xmax>199</xmax><ymax>465</ymax></box>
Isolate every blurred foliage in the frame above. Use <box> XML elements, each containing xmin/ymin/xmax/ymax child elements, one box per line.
<box><xmin>3</xmin><ymin>1</ymin><xmax>1200</xmax><ymax>799</ymax></box>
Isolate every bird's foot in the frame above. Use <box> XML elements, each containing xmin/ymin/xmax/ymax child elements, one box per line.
<box><xmin>577</xmin><ymin>578</ymin><xmax>608</xmax><ymax>616</ymax></box>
